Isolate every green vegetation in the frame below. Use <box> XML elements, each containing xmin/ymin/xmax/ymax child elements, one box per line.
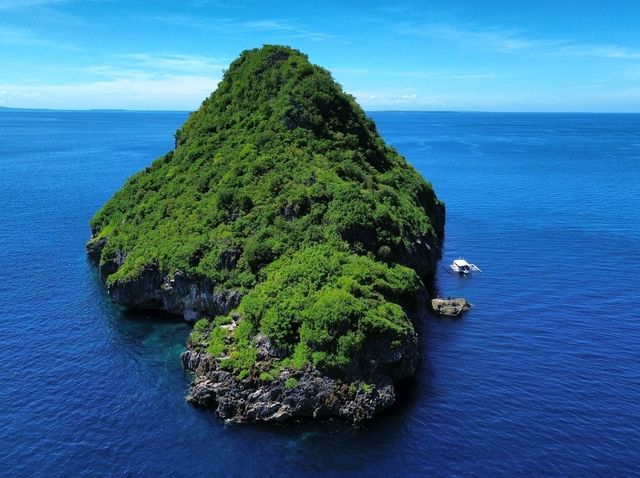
<box><xmin>89</xmin><ymin>45</ymin><xmax>443</xmax><ymax>381</ymax></box>
<box><xmin>237</xmin><ymin>245</ymin><xmax>419</xmax><ymax>377</ymax></box>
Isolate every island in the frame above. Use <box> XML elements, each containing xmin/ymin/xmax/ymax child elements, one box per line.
<box><xmin>87</xmin><ymin>45</ymin><xmax>445</xmax><ymax>424</ymax></box>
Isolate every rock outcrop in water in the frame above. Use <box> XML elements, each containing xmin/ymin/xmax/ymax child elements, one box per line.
<box><xmin>182</xmin><ymin>346</ymin><xmax>401</xmax><ymax>423</ymax></box>
<box><xmin>431</xmin><ymin>298</ymin><xmax>471</xmax><ymax>317</ymax></box>
<box><xmin>87</xmin><ymin>45</ymin><xmax>444</xmax><ymax>424</ymax></box>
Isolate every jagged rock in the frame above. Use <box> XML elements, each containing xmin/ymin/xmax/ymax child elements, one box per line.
<box><xmin>87</xmin><ymin>255</ymin><xmax>243</xmax><ymax>321</ymax></box>
<box><xmin>254</xmin><ymin>333</ymin><xmax>287</xmax><ymax>360</ymax></box>
<box><xmin>86</xmin><ymin>236</ymin><xmax>107</xmax><ymax>264</ymax></box>
<box><xmin>181</xmin><ymin>351</ymin><xmax>397</xmax><ymax>425</ymax></box>
<box><xmin>431</xmin><ymin>297</ymin><xmax>471</xmax><ymax>317</ymax></box>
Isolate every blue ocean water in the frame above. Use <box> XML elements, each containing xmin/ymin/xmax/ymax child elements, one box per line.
<box><xmin>0</xmin><ymin>110</ymin><xmax>639</xmax><ymax>477</ymax></box>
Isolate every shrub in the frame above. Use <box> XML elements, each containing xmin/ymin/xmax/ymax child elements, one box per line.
<box><xmin>89</xmin><ymin>45</ymin><xmax>443</xmax><ymax>382</ymax></box>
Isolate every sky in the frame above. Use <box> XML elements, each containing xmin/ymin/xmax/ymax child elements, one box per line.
<box><xmin>1</xmin><ymin>0</ymin><xmax>640</xmax><ymax>112</ymax></box>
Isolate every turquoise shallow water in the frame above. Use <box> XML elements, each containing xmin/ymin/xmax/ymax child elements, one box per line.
<box><xmin>0</xmin><ymin>110</ymin><xmax>639</xmax><ymax>476</ymax></box>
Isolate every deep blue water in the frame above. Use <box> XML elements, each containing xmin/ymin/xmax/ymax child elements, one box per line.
<box><xmin>1</xmin><ymin>110</ymin><xmax>639</xmax><ymax>477</ymax></box>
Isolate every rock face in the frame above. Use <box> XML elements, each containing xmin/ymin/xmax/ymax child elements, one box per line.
<box><xmin>400</xmin><ymin>230</ymin><xmax>445</xmax><ymax>290</ymax></box>
<box><xmin>182</xmin><ymin>350</ymin><xmax>397</xmax><ymax>424</ymax></box>
<box><xmin>430</xmin><ymin>298</ymin><xmax>471</xmax><ymax>317</ymax></box>
<box><xmin>87</xmin><ymin>241</ymin><xmax>241</xmax><ymax>321</ymax></box>
<box><xmin>86</xmin><ymin>210</ymin><xmax>443</xmax><ymax>324</ymax></box>
<box><xmin>181</xmin><ymin>327</ymin><xmax>417</xmax><ymax>424</ymax></box>
<box><xmin>181</xmin><ymin>298</ymin><xmax>425</xmax><ymax>425</ymax></box>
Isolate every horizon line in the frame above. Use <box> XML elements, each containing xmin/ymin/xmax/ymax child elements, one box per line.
<box><xmin>1</xmin><ymin>106</ymin><xmax>639</xmax><ymax>115</ymax></box>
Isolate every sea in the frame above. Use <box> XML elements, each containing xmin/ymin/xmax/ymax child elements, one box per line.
<box><xmin>0</xmin><ymin>110</ymin><xmax>638</xmax><ymax>477</ymax></box>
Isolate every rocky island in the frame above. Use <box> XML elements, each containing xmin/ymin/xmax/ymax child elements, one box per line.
<box><xmin>87</xmin><ymin>45</ymin><xmax>445</xmax><ymax>424</ymax></box>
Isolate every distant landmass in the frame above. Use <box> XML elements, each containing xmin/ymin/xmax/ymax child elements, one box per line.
<box><xmin>87</xmin><ymin>45</ymin><xmax>445</xmax><ymax>424</ymax></box>
<box><xmin>0</xmin><ymin>106</ymin><xmax>186</xmax><ymax>113</ymax></box>
<box><xmin>0</xmin><ymin>106</ymin><xmax>58</xmax><ymax>112</ymax></box>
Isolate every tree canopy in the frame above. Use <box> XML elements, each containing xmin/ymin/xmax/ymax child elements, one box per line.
<box><xmin>89</xmin><ymin>45</ymin><xmax>444</xmax><ymax>380</ymax></box>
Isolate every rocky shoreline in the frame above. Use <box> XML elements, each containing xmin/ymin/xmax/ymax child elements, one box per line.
<box><xmin>182</xmin><ymin>350</ymin><xmax>398</xmax><ymax>424</ymax></box>
<box><xmin>87</xmin><ymin>236</ymin><xmax>242</xmax><ymax>321</ymax></box>
<box><xmin>179</xmin><ymin>300</ymin><xmax>427</xmax><ymax>424</ymax></box>
<box><xmin>87</xmin><ymin>226</ymin><xmax>443</xmax><ymax>323</ymax></box>
<box><xmin>87</xmin><ymin>230</ymin><xmax>442</xmax><ymax>425</ymax></box>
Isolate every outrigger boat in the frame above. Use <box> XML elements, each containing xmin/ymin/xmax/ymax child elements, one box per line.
<box><xmin>449</xmin><ymin>258</ymin><xmax>481</xmax><ymax>275</ymax></box>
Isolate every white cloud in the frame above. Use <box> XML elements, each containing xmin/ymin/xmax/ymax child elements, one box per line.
<box><xmin>0</xmin><ymin>75</ymin><xmax>220</xmax><ymax>110</ymax></box>
<box><xmin>237</xmin><ymin>19</ymin><xmax>337</xmax><ymax>41</ymax></box>
<box><xmin>0</xmin><ymin>23</ymin><xmax>78</xmax><ymax>49</ymax></box>
<box><xmin>73</xmin><ymin>52</ymin><xmax>225</xmax><ymax>83</ymax></box>
<box><xmin>0</xmin><ymin>0</ymin><xmax>112</xmax><ymax>9</ymax></box>
<box><xmin>0</xmin><ymin>0</ymin><xmax>66</xmax><ymax>9</ymax></box>
<box><xmin>148</xmin><ymin>14</ymin><xmax>210</xmax><ymax>30</ymax></box>
<box><xmin>350</xmin><ymin>86</ymin><xmax>640</xmax><ymax>112</ymax></box>
<box><xmin>150</xmin><ymin>15</ymin><xmax>338</xmax><ymax>42</ymax></box>
<box><xmin>332</xmin><ymin>66</ymin><xmax>497</xmax><ymax>81</ymax></box>
<box><xmin>350</xmin><ymin>89</ymin><xmax>427</xmax><ymax>109</ymax></box>
<box><xmin>3</xmin><ymin>77</ymin><xmax>640</xmax><ymax>112</ymax></box>
<box><xmin>395</xmin><ymin>22</ymin><xmax>640</xmax><ymax>61</ymax></box>
<box><xmin>187</xmin><ymin>0</ymin><xmax>227</xmax><ymax>6</ymax></box>
<box><xmin>396</xmin><ymin>23</ymin><xmax>560</xmax><ymax>53</ymax></box>
<box><xmin>0</xmin><ymin>25</ymin><xmax>41</xmax><ymax>44</ymax></box>
<box><xmin>0</xmin><ymin>50</ymin><xmax>227</xmax><ymax>109</ymax></box>
<box><xmin>113</xmin><ymin>53</ymin><xmax>227</xmax><ymax>74</ymax></box>
<box><xmin>558</xmin><ymin>44</ymin><xmax>640</xmax><ymax>60</ymax></box>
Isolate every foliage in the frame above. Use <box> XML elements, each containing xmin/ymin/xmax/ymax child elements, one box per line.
<box><xmin>190</xmin><ymin>318</ymin><xmax>209</xmax><ymax>343</ymax></box>
<box><xmin>239</xmin><ymin>245</ymin><xmax>419</xmax><ymax>377</ymax></box>
<box><xmin>193</xmin><ymin>244</ymin><xmax>420</xmax><ymax>378</ymax></box>
<box><xmin>89</xmin><ymin>45</ymin><xmax>443</xmax><ymax>380</ymax></box>
<box><xmin>206</xmin><ymin>325</ymin><xmax>227</xmax><ymax>357</ymax></box>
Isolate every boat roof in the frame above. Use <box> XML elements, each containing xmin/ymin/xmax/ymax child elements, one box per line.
<box><xmin>453</xmin><ymin>259</ymin><xmax>470</xmax><ymax>266</ymax></box>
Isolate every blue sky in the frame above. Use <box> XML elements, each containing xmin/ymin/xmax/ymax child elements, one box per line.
<box><xmin>1</xmin><ymin>0</ymin><xmax>640</xmax><ymax>111</ymax></box>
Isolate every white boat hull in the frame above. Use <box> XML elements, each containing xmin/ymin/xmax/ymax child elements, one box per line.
<box><xmin>449</xmin><ymin>260</ymin><xmax>481</xmax><ymax>274</ymax></box>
